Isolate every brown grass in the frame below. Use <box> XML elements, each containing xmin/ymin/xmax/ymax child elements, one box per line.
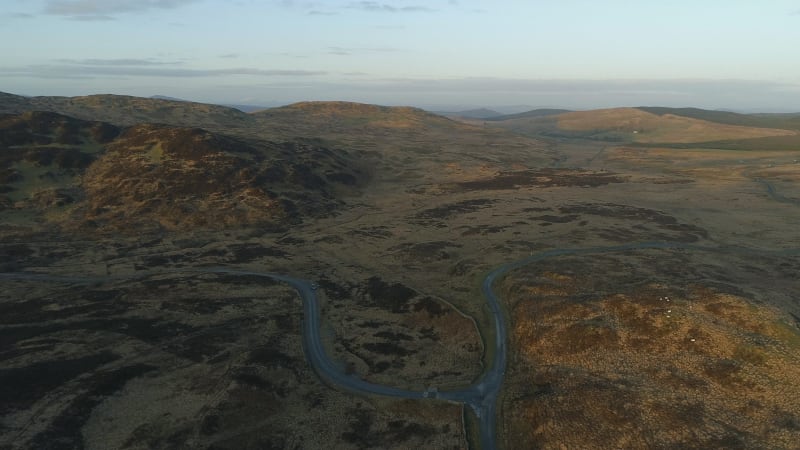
<box><xmin>505</xmin><ymin>255</ymin><xmax>800</xmax><ymax>449</ymax></box>
<box><xmin>556</xmin><ymin>108</ymin><xmax>796</xmax><ymax>143</ymax></box>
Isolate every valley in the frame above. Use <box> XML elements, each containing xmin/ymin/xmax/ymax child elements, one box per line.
<box><xmin>1</xmin><ymin>93</ymin><xmax>799</xmax><ymax>449</ymax></box>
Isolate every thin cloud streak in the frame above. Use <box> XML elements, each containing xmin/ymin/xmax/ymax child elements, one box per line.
<box><xmin>0</xmin><ymin>64</ymin><xmax>327</xmax><ymax>79</ymax></box>
<box><xmin>307</xmin><ymin>10</ymin><xmax>337</xmax><ymax>16</ymax></box>
<box><xmin>66</xmin><ymin>14</ymin><xmax>116</xmax><ymax>21</ymax></box>
<box><xmin>44</xmin><ymin>0</ymin><xmax>201</xmax><ymax>16</ymax></box>
<box><xmin>326</xmin><ymin>46</ymin><xmax>400</xmax><ymax>56</ymax></box>
<box><xmin>56</xmin><ymin>58</ymin><xmax>184</xmax><ymax>66</ymax></box>
<box><xmin>346</xmin><ymin>2</ymin><xmax>435</xmax><ymax>13</ymax></box>
<box><xmin>5</xmin><ymin>12</ymin><xmax>36</xmax><ymax>19</ymax></box>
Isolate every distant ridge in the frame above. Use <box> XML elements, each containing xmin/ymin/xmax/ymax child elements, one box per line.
<box><xmin>254</xmin><ymin>101</ymin><xmax>461</xmax><ymax>130</ymax></box>
<box><xmin>637</xmin><ymin>106</ymin><xmax>800</xmax><ymax>131</ymax></box>
<box><xmin>485</xmin><ymin>108</ymin><xmax>572</xmax><ymax>121</ymax></box>
<box><xmin>437</xmin><ymin>108</ymin><xmax>503</xmax><ymax>119</ymax></box>
<box><xmin>149</xmin><ymin>94</ymin><xmax>188</xmax><ymax>102</ymax></box>
<box><xmin>0</xmin><ymin>91</ymin><xmax>253</xmax><ymax>130</ymax></box>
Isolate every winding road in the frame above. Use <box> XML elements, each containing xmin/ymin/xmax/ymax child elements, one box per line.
<box><xmin>4</xmin><ymin>239</ymin><xmax>800</xmax><ymax>449</ymax></box>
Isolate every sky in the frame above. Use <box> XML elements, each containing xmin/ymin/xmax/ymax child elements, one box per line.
<box><xmin>2</xmin><ymin>0</ymin><xmax>800</xmax><ymax>111</ymax></box>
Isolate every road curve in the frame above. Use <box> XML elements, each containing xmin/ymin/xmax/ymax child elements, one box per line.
<box><xmin>4</xmin><ymin>242</ymin><xmax>800</xmax><ymax>449</ymax></box>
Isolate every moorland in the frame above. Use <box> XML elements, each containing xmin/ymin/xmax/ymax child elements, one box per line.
<box><xmin>1</xmin><ymin>91</ymin><xmax>799</xmax><ymax>449</ymax></box>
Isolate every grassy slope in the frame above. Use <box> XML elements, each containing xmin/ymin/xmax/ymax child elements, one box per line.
<box><xmin>483</xmin><ymin>109</ymin><xmax>571</xmax><ymax>121</ymax></box>
<box><xmin>638</xmin><ymin>106</ymin><xmax>800</xmax><ymax>131</ymax></box>
<box><xmin>486</xmin><ymin>107</ymin><xmax>798</xmax><ymax>145</ymax></box>
<box><xmin>0</xmin><ymin>91</ymin><xmax>254</xmax><ymax>131</ymax></box>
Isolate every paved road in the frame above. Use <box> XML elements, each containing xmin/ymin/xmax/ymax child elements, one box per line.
<box><xmin>4</xmin><ymin>241</ymin><xmax>800</xmax><ymax>449</ymax></box>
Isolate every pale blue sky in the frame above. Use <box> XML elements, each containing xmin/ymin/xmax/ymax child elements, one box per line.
<box><xmin>2</xmin><ymin>0</ymin><xmax>800</xmax><ymax>110</ymax></box>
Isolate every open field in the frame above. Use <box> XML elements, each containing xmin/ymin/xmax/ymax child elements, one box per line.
<box><xmin>2</xmin><ymin>94</ymin><xmax>799</xmax><ymax>449</ymax></box>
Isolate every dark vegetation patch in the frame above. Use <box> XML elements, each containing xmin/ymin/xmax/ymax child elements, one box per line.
<box><xmin>22</xmin><ymin>147</ymin><xmax>95</xmax><ymax>170</ymax></box>
<box><xmin>373</xmin><ymin>331</ymin><xmax>414</xmax><ymax>341</ymax></box>
<box><xmin>455</xmin><ymin>169</ymin><xmax>626</xmax><ymax>191</ymax></box>
<box><xmin>29</xmin><ymin>188</ymin><xmax>80</xmax><ymax>208</ymax></box>
<box><xmin>163</xmin><ymin>323</ymin><xmax>243</xmax><ymax>362</ymax></box>
<box><xmin>560</xmin><ymin>203</ymin><xmax>708</xmax><ymax>241</ymax></box>
<box><xmin>159</xmin><ymin>296</ymin><xmax>255</xmax><ymax>315</ymax></box>
<box><xmin>358</xmin><ymin>320</ymin><xmax>390</xmax><ymax>329</ymax></box>
<box><xmin>226</xmin><ymin>243</ymin><xmax>288</xmax><ymax>261</ymax></box>
<box><xmin>388</xmin><ymin>241</ymin><xmax>461</xmax><ymax>262</ymax></box>
<box><xmin>413</xmin><ymin>198</ymin><xmax>495</xmax><ymax>221</ymax></box>
<box><xmin>232</xmin><ymin>366</ymin><xmax>292</xmax><ymax>397</ymax></box>
<box><xmin>30</xmin><ymin>364</ymin><xmax>156</xmax><ymax>450</ymax></box>
<box><xmin>277</xmin><ymin>236</ymin><xmax>305</xmax><ymax>245</ymax></box>
<box><xmin>363</xmin><ymin>277</ymin><xmax>417</xmax><ymax>313</ymax></box>
<box><xmin>247</xmin><ymin>345</ymin><xmax>295</xmax><ymax>370</ymax></box>
<box><xmin>0</xmin><ymin>288</ymin><xmax>129</xmax><ymax>325</ymax></box>
<box><xmin>340</xmin><ymin>408</ymin><xmax>437</xmax><ymax>447</ymax></box>
<box><xmin>458</xmin><ymin>224</ymin><xmax>508</xmax><ymax>236</ymax></box>
<box><xmin>0</xmin><ymin>352</ymin><xmax>119</xmax><ymax>413</ymax></box>
<box><xmin>530</xmin><ymin>214</ymin><xmax>580</xmax><ymax>224</ymax></box>
<box><xmin>0</xmin><ymin>111</ymin><xmax>120</xmax><ymax>147</ymax></box>
<box><xmin>348</xmin><ymin>226</ymin><xmax>393</xmax><ymax>239</ymax></box>
<box><xmin>412</xmin><ymin>297</ymin><xmax>447</xmax><ymax>317</ymax></box>
<box><xmin>317</xmin><ymin>277</ymin><xmax>352</xmax><ymax>301</ymax></box>
<box><xmin>314</xmin><ymin>235</ymin><xmax>343</xmax><ymax>244</ymax></box>
<box><xmin>449</xmin><ymin>259</ymin><xmax>481</xmax><ymax>277</ymax></box>
<box><xmin>203</xmin><ymin>273</ymin><xmax>279</xmax><ymax>286</ymax></box>
<box><xmin>0</xmin><ymin>243</ymin><xmax>32</xmax><ymax>264</ymax></box>
<box><xmin>703</xmin><ymin>359</ymin><xmax>747</xmax><ymax>387</ymax></box>
<box><xmin>0</xmin><ymin>318</ymin><xmax>194</xmax><ymax>348</ymax></box>
<box><xmin>363</xmin><ymin>342</ymin><xmax>414</xmax><ymax>356</ymax></box>
<box><xmin>325</xmin><ymin>171</ymin><xmax>358</xmax><ymax>185</ymax></box>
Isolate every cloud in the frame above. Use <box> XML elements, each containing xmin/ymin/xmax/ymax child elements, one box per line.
<box><xmin>791</xmin><ymin>9</ymin><xmax>800</xmax><ymax>16</ymax></box>
<box><xmin>326</xmin><ymin>46</ymin><xmax>400</xmax><ymax>56</ymax></box>
<box><xmin>218</xmin><ymin>53</ymin><xmax>239</xmax><ymax>59</ymax></box>
<box><xmin>44</xmin><ymin>0</ymin><xmax>200</xmax><ymax>16</ymax></box>
<box><xmin>307</xmin><ymin>10</ymin><xmax>337</xmax><ymax>16</ymax></box>
<box><xmin>0</xmin><ymin>63</ymin><xmax>326</xmax><ymax>79</ymax></box>
<box><xmin>66</xmin><ymin>14</ymin><xmax>115</xmax><ymax>20</ymax></box>
<box><xmin>56</xmin><ymin>58</ymin><xmax>182</xmax><ymax>66</ymax></box>
<box><xmin>5</xmin><ymin>12</ymin><xmax>36</xmax><ymax>19</ymax></box>
<box><xmin>346</xmin><ymin>2</ymin><xmax>435</xmax><ymax>12</ymax></box>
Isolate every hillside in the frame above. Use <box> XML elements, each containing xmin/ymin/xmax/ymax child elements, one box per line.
<box><xmin>484</xmin><ymin>108</ymin><xmax>571</xmax><ymax>121</ymax></box>
<box><xmin>638</xmin><ymin>107</ymin><xmax>800</xmax><ymax>131</ymax></box>
<box><xmin>503</xmin><ymin>250</ymin><xmax>800</xmax><ymax>449</ymax></box>
<box><xmin>438</xmin><ymin>108</ymin><xmax>503</xmax><ymax>119</ymax></box>
<box><xmin>487</xmin><ymin>107</ymin><xmax>797</xmax><ymax>144</ymax></box>
<box><xmin>0</xmin><ymin>91</ymin><xmax>254</xmax><ymax>131</ymax></box>
<box><xmin>255</xmin><ymin>101</ymin><xmax>465</xmax><ymax>133</ymax></box>
<box><xmin>0</xmin><ymin>111</ymin><xmax>361</xmax><ymax>233</ymax></box>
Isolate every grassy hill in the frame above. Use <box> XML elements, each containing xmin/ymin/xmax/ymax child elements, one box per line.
<box><xmin>0</xmin><ymin>91</ymin><xmax>254</xmax><ymax>131</ymax></box>
<box><xmin>0</xmin><ymin>111</ymin><xmax>361</xmax><ymax>233</ymax></box>
<box><xmin>487</xmin><ymin>107</ymin><xmax>798</xmax><ymax>144</ymax></box>
<box><xmin>437</xmin><ymin>108</ymin><xmax>503</xmax><ymax>119</ymax></box>
<box><xmin>484</xmin><ymin>108</ymin><xmax>571</xmax><ymax>121</ymax></box>
<box><xmin>638</xmin><ymin>107</ymin><xmax>800</xmax><ymax>131</ymax></box>
<box><xmin>251</xmin><ymin>101</ymin><xmax>555</xmax><ymax>184</ymax></box>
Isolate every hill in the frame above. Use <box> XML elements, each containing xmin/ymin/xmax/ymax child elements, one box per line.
<box><xmin>504</xmin><ymin>250</ymin><xmax>800</xmax><ymax>449</ymax></box>
<box><xmin>638</xmin><ymin>107</ymin><xmax>800</xmax><ymax>132</ymax></box>
<box><xmin>0</xmin><ymin>91</ymin><xmax>254</xmax><ymax>131</ymax></box>
<box><xmin>0</xmin><ymin>111</ymin><xmax>361</xmax><ymax>233</ymax></box>
<box><xmin>484</xmin><ymin>108</ymin><xmax>571</xmax><ymax>121</ymax></box>
<box><xmin>252</xmin><ymin>101</ymin><xmax>555</xmax><ymax>185</ymax></box>
<box><xmin>487</xmin><ymin>107</ymin><xmax>797</xmax><ymax>144</ymax></box>
<box><xmin>437</xmin><ymin>108</ymin><xmax>503</xmax><ymax>119</ymax></box>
